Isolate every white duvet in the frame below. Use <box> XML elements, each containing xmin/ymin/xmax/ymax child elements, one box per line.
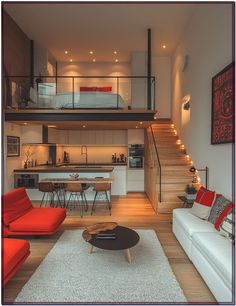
<box><xmin>32</xmin><ymin>91</ymin><xmax>126</xmax><ymax>109</ymax></box>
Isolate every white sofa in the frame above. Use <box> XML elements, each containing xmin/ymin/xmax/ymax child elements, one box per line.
<box><xmin>173</xmin><ymin>208</ymin><xmax>232</xmax><ymax>303</ymax></box>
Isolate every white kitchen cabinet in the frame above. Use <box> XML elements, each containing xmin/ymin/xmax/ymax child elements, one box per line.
<box><xmin>127</xmin><ymin>169</ymin><xmax>144</xmax><ymax>191</ymax></box>
<box><xmin>111</xmin><ymin>166</ymin><xmax>127</xmax><ymax>195</ymax></box>
<box><xmin>102</xmin><ymin>130</ymin><xmax>113</xmax><ymax>145</ymax></box>
<box><xmin>128</xmin><ymin>129</ymin><xmax>144</xmax><ymax>144</ymax></box>
<box><xmin>80</xmin><ymin>130</ymin><xmax>96</xmax><ymax>144</ymax></box>
<box><xmin>112</xmin><ymin>130</ymin><xmax>127</xmax><ymax>145</ymax></box>
<box><xmin>68</xmin><ymin>130</ymin><xmax>81</xmax><ymax>144</ymax></box>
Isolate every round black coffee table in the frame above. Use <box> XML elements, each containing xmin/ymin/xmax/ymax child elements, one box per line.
<box><xmin>83</xmin><ymin>225</ymin><xmax>139</xmax><ymax>263</ymax></box>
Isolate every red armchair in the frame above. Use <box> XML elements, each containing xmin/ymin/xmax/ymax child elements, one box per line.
<box><xmin>2</xmin><ymin>238</ymin><xmax>30</xmax><ymax>286</ymax></box>
<box><xmin>2</xmin><ymin>188</ymin><xmax>66</xmax><ymax>236</ymax></box>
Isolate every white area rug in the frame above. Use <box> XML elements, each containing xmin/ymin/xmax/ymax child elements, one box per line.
<box><xmin>15</xmin><ymin>229</ymin><xmax>187</xmax><ymax>303</ymax></box>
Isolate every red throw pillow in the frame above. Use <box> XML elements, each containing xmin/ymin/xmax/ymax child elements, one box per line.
<box><xmin>190</xmin><ymin>186</ymin><xmax>216</xmax><ymax>219</ymax></box>
<box><xmin>214</xmin><ymin>202</ymin><xmax>233</xmax><ymax>230</ymax></box>
<box><xmin>97</xmin><ymin>86</ymin><xmax>112</xmax><ymax>92</ymax></box>
<box><xmin>80</xmin><ymin>87</ymin><xmax>97</xmax><ymax>91</ymax></box>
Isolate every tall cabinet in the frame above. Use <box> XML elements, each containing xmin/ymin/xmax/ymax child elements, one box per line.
<box><xmin>127</xmin><ymin>129</ymin><xmax>145</xmax><ymax>192</ymax></box>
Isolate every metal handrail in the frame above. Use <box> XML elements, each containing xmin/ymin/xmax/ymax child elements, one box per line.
<box><xmin>150</xmin><ymin>125</ymin><xmax>162</xmax><ymax>202</ymax></box>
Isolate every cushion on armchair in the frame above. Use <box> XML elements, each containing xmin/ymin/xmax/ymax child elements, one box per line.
<box><xmin>2</xmin><ymin>187</ymin><xmax>33</xmax><ymax>226</ymax></box>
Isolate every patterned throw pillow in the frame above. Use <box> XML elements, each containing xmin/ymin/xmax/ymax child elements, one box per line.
<box><xmin>190</xmin><ymin>186</ymin><xmax>216</xmax><ymax>220</ymax></box>
<box><xmin>219</xmin><ymin>211</ymin><xmax>234</xmax><ymax>241</ymax></box>
<box><xmin>208</xmin><ymin>195</ymin><xmax>232</xmax><ymax>224</ymax></box>
<box><xmin>214</xmin><ymin>203</ymin><xmax>233</xmax><ymax>230</ymax></box>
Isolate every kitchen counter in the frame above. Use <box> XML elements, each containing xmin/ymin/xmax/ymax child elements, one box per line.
<box><xmin>14</xmin><ymin>165</ymin><xmax>115</xmax><ymax>173</ymax></box>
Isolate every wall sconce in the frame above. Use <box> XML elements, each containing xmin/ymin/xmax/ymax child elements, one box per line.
<box><xmin>189</xmin><ymin>166</ymin><xmax>209</xmax><ymax>189</ymax></box>
<box><xmin>183</xmin><ymin>101</ymin><xmax>190</xmax><ymax>110</ymax></box>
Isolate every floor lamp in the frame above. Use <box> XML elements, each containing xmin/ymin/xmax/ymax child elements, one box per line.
<box><xmin>189</xmin><ymin>166</ymin><xmax>209</xmax><ymax>189</ymax></box>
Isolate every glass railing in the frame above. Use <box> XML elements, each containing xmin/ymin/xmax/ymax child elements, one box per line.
<box><xmin>4</xmin><ymin>76</ymin><xmax>155</xmax><ymax>110</ymax></box>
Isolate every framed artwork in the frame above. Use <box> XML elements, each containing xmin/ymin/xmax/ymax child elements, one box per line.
<box><xmin>211</xmin><ymin>62</ymin><xmax>234</xmax><ymax>144</ymax></box>
<box><xmin>7</xmin><ymin>136</ymin><xmax>20</xmax><ymax>157</ymax></box>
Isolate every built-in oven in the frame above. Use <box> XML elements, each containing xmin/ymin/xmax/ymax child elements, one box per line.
<box><xmin>14</xmin><ymin>173</ymin><xmax>39</xmax><ymax>189</ymax></box>
<box><xmin>128</xmin><ymin>144</ymin><xmax>144</xmax><ymax>169</ymax></box>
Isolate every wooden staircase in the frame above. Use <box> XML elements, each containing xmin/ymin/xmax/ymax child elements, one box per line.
<box><xmin>151</xmin><ymin>122</ymin><xmax>198</xmax><ymax>213</ymax></box>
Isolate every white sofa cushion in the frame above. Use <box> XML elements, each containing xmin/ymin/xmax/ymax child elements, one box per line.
<box><xmin>192</xmin><ymin>232</ymin><xmax>232</xmax><ymax>287</ymax></box>
<box><xmin>173</xmin><ymin>208</ymin><xmax>216</xmax><ymax>237</ymax></box>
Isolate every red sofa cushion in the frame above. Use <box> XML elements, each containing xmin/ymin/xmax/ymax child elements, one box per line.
<box><xmin>3</xmin><ymin>238</ymin><xmax>30</xmax><ymax>286</ymax></box>
<box><xmin>2</xmin><ymin>188</ymin><xmax>33</xmax><ymax>226</ymax></box>
<box><xmin>9</xmin><ymin>208</ymin><xmax>66</xmax><ymax>232</ymax></box>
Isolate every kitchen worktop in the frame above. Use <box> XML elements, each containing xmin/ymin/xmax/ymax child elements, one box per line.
<box><xmin>13</xmin><ymin>163</ymin><xmax>127</xmax><ymax>173</ymax></box>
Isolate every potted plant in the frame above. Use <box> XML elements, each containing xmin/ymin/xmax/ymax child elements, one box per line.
<box><xmin>185</xmin><ymin>184</ymin><xmax>197</xmax><ymax>200</ymax></box>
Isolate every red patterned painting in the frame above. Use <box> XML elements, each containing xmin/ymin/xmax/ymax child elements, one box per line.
<box><xmin>211</xmin><ymin>62</ymin><xmax>234</xmax><ymax>144</ymax></box>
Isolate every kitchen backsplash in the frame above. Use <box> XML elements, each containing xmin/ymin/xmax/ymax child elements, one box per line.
<box><xmin>57</xmin><ymin>146</ymin><xmax>127</xmax><ymax>163</ymax></box>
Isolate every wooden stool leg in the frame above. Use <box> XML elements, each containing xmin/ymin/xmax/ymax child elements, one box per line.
<box><xmin>125</xmin><ymin>248</ymin><xmax>132</xmax><ymax>264</ymax></box>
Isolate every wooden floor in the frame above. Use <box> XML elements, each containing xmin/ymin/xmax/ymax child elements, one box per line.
<box><xmin>2</xmin><ymin>193</ymin><xmax>216</xmax><ymax>304</ymax></box>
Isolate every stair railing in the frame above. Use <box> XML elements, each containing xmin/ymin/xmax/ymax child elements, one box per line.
<box><xmin>150</xmin><ymin>125</ymin><xmax>162</xmax><ymax>202</ymax></box>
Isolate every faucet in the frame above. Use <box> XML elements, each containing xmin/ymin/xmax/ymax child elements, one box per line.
<box><xmin>81</xmin><ymin>145</ymin><xmax>88</xmax><ymax>164</ymax></box>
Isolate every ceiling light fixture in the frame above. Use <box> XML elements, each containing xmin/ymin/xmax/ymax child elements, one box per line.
<box><xmin>162</xmin><ymin>44</ymin><xmax>166</xmax><ymax>49</ymax></box>
<box><xmin>113</xmin><ymin>51</ymin><xmax>117</xmax><ymax>54</ymax></box>
<box><xmin>89</xmin><ymin>51</ymin><xmax>93</xmax><ymax>54</ymax></box>
<box><xmin>23</xmin><ymin>122</ymin><xmax>28</xmax><ymax>125</ymax></box>
<box><xmin>115</xmin><ymin>59</ymin><xmax>119</xmax><ymax>63</ymax></box>
<box><xmin>92</xmin><ymin>59</ymin><xmax>96</xmax><ymax>62</ymax></box>
<box><xmin>48</xmin><ymin>125</ymin><xmax>57</xmax><ymax>128</ymax></box>
<box><xmin>65</xmin><ymin>50</ymin><xmax>68</xmax><ymax>54</ymax></box>
<box><xmin>139</xmin><ymin>121</ymin><xmax>143</xmax><ymax>125</ymax></box>
<box><xmin>82</xmin><ymin>125</ymin><xmax>86</xmax><ymax>128</ymax></box>
<box><xmin>69</xmin><ymin>59</ymin><xmax>73</xmax><ymax>62</ymax></box>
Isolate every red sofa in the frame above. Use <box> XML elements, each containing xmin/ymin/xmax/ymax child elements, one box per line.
<box><xmin>2</xmin><ymin>188</ymin><xmax>66</xmax><ymax>236</ymax></box>
<box><xmin>2</xmin><ymin>238</ymin><xmax>30</xmax><ymax>286</ymax></box>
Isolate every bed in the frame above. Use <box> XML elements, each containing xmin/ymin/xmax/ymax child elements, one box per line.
<box><xmin>29</xmin><ymin>85</ymin><xmax>127</xmax><ymax>109</ymax></box>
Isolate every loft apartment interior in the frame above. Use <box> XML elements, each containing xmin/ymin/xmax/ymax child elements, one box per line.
<box><xmin>2</xmin><ymin>1</ymin><xmax>235</xmax><ymax>305</ymax></box>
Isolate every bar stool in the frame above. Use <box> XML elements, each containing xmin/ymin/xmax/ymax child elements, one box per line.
<box><xmin>91</xmin><ymin>183</ymin><xmax>111</xmax><ymax>215</ymax></box>
<box><xmin>65</xmin><ymin>183</ymin><xmax>88</xmax><ymax>217</ymax></box>
<box><xmin>38</xmin><ymin>182</ymin><xmax>59</xmax><ymax>207</ymax></box>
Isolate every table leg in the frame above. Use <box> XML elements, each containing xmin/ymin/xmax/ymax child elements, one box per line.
<box><xmin>125</xmin><ymin>248</ymin><xmax>132</xmax><ymax>264</ymax></box>
<box><xmin>89</xmin><ymin>245</ymin><xmax>94</xmax><ymax>254</ymax></box>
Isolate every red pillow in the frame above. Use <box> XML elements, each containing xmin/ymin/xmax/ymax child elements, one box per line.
<box><xmin>190</xmin><ymin>186</ymin><xmax>216</xmax><ymax>219</ymax></box>
<box><xmin>195</xmin><ymin>186</ymin><xmax>216</xmax><ymax>207</ymax></box>
<box><xmin>214</xmin><ymin>202</ymin><xmax>233</xmax><ymax>230</ymax></box>
<box><xmin>80</xmin><ymin>87</ymin><xmax>97</xmax><ymax>92</ymax></box>
<box><xmin>97</xmin><ymin>86</ymin><xmax>112</xmax><ymax>92</ymax></box>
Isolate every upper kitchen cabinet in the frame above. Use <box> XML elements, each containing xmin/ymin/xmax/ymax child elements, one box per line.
<box><xmin>48</xmin><ymin>129</ymin><xmax>68</xmax><ymax>144</ymax></box>
<box><xmin>112</xmin><ymin>130</ymin><xmax>127</xmax><ymax>145</ymax></box>
<box><xmin>68</xmin><ymin>130</ymin><xmax>81</xmax><ymax>144</ymax></box>
<box><xmin>21</xmin><ymin>125</ymin><xmax>43</xmax><ymax>143</ymax></box>
<box><xmin>49</xmin><ymin>129</ymin><xmax>127</xmax><ymax>145</ymax></box>
<box><xmin>128</xmin><ymin>129</ymin><xmax>144</xmax><ymax>144</ymax></box>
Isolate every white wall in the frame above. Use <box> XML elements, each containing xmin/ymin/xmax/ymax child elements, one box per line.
<box><xmin>58</xmin><ymin>62</ymin><xmax>131</xmax><ymax>104</ymax></box>
<box><xmin>171</xmin><ymin>4</ymin><xmax>233</xmax><ymax>198</ymax></box>
<box><xmin>131</xmin><ymin>52</ymin><xmax>171</xmax><ymax>117</ymax></box>
<box><xmin>153</xmin><ymin>56</ymin><xmax>171</xmax><ymax>118</ymax></box>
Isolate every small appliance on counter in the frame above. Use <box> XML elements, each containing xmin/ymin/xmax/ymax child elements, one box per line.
<box><xmin>112</xmin><ymin>153</ymin><xmax>127</xmax><ymax>163</ymax></box>
<box><xmin>63</xmin><ymin>151</ymin><xmax>70</xmax><ymax>163</ymax></box>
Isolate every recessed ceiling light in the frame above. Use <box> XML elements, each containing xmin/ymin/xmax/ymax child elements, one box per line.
<box><xmin>139</xmin><ymin>121</ymin><xmax>143</xmax><ymax>125</ymax></box>
<box><xmin>82</xmin><ymin>125</ymin><xmax>86</xmax><ymax>128</ymax></box>
<box><xmin>115</xmin><ymin>59</ymin><xmax>119</xmax><ymax>63</ymax></box>
<box><xmin>48</xmin><ymin>125</ymin><xmax>57</xmax><ymax>128</ymax></box>
<box><xmin>92</xmin><ymin>59</ymin><xmax>96</xmax><ymax>62</ymax></box>
<box><xmin>135</xmin><ymin>126</ymin><xmax>138</xmax><ymax>129</ymax></box>
<box><xmin>113</xmin><ymin>51</ymin><xmax>117</xmax><ymax>54</ymax></box>
<box><xmin>65</xmin><ymin>50</ymin><xmax>68</xmax><ymax>54</ymax></box>
<box><xmin>69</xmin><ymin>59</ymin><xmax>73</xmax><ymax>62</ymax></box>
<box><xmin>23</xmin><ymin>122</ymin><xmax>28</xmax><ymax>125</ymax></box>
<box><xmin>89</xmin><ymin>51</ymin><xmax>93</xmax><ymax>54</ymax></box>
<box><xmin>162</xmin><ymin>44</ymin><xmax>166</xmax><ymax>49</ymax></box>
